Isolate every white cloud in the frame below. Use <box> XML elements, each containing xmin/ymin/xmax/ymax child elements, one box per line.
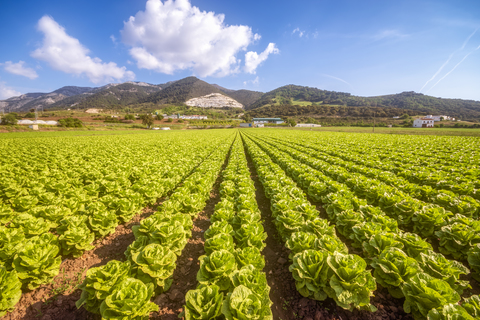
<box><xmin>0</xmin><ymin>82</ymin><xmax>22</xmax><ymax>100</ymax></box>
<box><xmin>244</xmin><ymin>43</ymin><xmax>279</xmax><ymax>74</ymax></box>
<box><xmin>31</xmin><ymin>16</ymin><xmax>135</xmax><ymax>84</ymax></box>
<box><xmin>292</xmin><ymin>28</ymin><xmax>305</xmax><ymax>37</ymax></box>
<box><xmin>3</xmin><ymin>61</ymin><xmax>38</xmax><ymax>79</ymax></box>
<box><xmin>243</xmin><ymin>76</ymin><xmax>259</xmax><ymax>86</ymax></box>
<box><xmin>121</xmin><ymin>0</ymin><xmax>275</xmax><ymax>77</ymax></box>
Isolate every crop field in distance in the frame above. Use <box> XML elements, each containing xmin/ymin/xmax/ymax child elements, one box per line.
<box><xmin>1</xmin><ymin>128</ymin><xmax>480</xmax><ymax>320</ymax></box>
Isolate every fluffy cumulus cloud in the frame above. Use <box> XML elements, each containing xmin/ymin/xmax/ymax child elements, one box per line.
<box><xmin>31</xmin><ymin>16</ymin><xmax>134</xmax><ymax>84</ymax></box>
<box><xmin>3</xmin><ymin>61</ymin><xmax>38</xmax><ymax>79</ymax></box>
<box><xmin>244</xmin><ymin>43</ymin><xmax>279</xmax><ymax>74</ymax></box>
<box><xmin>0</xmin><ymin>82</ymin><xmax>22</xmax><ymax>100</ymax></box>
<box><xmin>121</xmin><ymin>0</ymin><xmax>276</xmax><ymax>77</ymax></box>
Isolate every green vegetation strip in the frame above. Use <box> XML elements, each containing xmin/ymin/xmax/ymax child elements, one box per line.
<box><xmin>243</xmin><ymin>130</ymin><xmax>480</xmax><ymax>319</ymax></box>
<box><xmin>242</xmin><ymin>132</ymin><xmax>377</xmax><ymax>312</ymax></box>
<box><xmin>0</xmin><ymin>130</ymin><xmax>233</xmax><ymax>317</ymax></box>
<box><xmin>181</xmin><ymin>135</ymin><xmax>272</xmax><ymax>319</ymax></box>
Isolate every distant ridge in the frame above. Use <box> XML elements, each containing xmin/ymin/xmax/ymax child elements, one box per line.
<box><xmin>1</xmin><ymin>77</ymin><xmax>479</xmax><ymax>119</ymax></box>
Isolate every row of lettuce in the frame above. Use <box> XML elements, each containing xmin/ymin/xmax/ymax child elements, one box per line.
<box><xmin>267</xmin><ymin>134</ymin><xmax>480</xmax><ymax>214</ymax></box>
<box><xmin>279</xmin><ymin>131</ymin><xmax>480</xmax><ymax>200</ymax></box>
<box><xmin>243</xmin><ymin>131</ymin><xmax>480</xmax><ymax>320</ymax></box>
<box><xmin>73</xmin><ymin>134</ymin><xmax>234</xmax><ymax>319</ymax></box>
<box><xmin>243</xmin><ymin>134</ymin><xmax>378</xmax><ymax>312</ymax></box>
<box><xmin>181</xmin><ymin>137</ymin><xmax>272</xmax><ymax>319</ymax></box>
<box><xmin>0</xmin><ymin>131</ymin><xmax>234</xmax><ymax>317</ymax></box>
<box><xmin>252</xmin><ymin>133</ymin><xmax>480</xmax><ymax>283</ymax></box>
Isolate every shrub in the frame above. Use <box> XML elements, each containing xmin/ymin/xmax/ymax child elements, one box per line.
<box><xmin>58</xmin><ymin>117</ymin><xmax>83</xmax><ymax>127</ymax></box>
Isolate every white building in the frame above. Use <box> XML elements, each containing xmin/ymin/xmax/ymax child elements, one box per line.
<box><xmin>253</xmin><ymin>118</ymin><xmax>284</xmax><ymax>124</ymax></box>
<box><xmin>413</xmin><ymin>117</ymin><xmax>435</xmax><ymax>128</ymax></box>
<box><xmin>425</xmin><ymin>115</ymin><xmax>451</xmax><ymax>121</ymax></box>
<box><xmin>296</xmin><ymin>123</ymin><xmax>322</xmax><ymax>127</ymax></box>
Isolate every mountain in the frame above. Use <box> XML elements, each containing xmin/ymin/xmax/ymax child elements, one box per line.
<box><xmin>49</xmin><ymin>82</ymin><xmax>163</xmax><ymax>109</ymax></box>
<box><xmin>0</xmin><ymin>86</ymin><xmax>95</xmax><ymax>111</ymax></box>
<box><xmin>227</xmin><ymin>90</ymin><xmax>264</xmax><ymax>108</ymax></box>
<box><xmin>247</xmin><ymin>85</ymin><xmax>480</xmax><ymax>119</ymax></box>
<box><xmin>142</xmin><ymin>77</ymin><xmax>224</xmax><ymax>105</ymax></box>
<box><xmin>2</xmin><ymin>77</ymin><xmax>480</xmax><ymax>119</ymax></box>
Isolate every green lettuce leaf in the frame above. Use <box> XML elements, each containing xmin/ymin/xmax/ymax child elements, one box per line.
<box><xmin>234</xmin><ymin>247</ymin><xmax>265</xmax><ymax>270</ymax></box>
<box><xmin>204</xmin><ymin>233</ymin><xmax>235</xmax><ymax>255</ymax></box>
<box><xmin>417</xmin><ymin>250</ymin><xmax>471</xmax><ymax>295</ymax></box>
<box><xmin>12</xmin><ymin>233</ymin><xmax>61</xmax><ymax>290</ymax></box>
<box><xmin>402</xmin><ymin>273</ymin><xmax>460</xmax><ymax>320</ymax></box>
<box><xmin>131</xmin><ymin>243</ymin><xmax>177</xmax><ymax>293</ymax></box>
<box><xmin>197</xmin><ymin>250</ymin><xmax>237</xmax><ymax>292</ymax></box>
<box><xmin>230</xmin><ymin>265</ymin><xmax>270</xmax><ymax>297</ymax></box>
<box><xmin>99</xmin><ymin>277</ymin><xmax>159</xmax><ymax>320</ymax></box>
<box><xmin>0</xmin><ymin>227</ymin><xmax>25</xmax><ymax>271</ymax></box>
<box><xmin>371</xmin><ymin>247</ymin><xmax>421</xmax><ymax>298</ymax></box>
<box><xmin>221</xmin><ymin>285</ymin><xmax>272</xmax><ymax>320</ymax></box>
<box><xmin>426</xmin><ymin>303</ymin><xmax>473</xmax><ymax>320</ymax></box>
<box><xmin>289</xmin><ymin>250</ymin><xmax>329</xmax><ymax>301</ymax></box>
<box><xmin>234</xmin><ymin>223</ymin><xmax>267</xmax><ymax>251</ymax></box>
<box><xmin>0</xmin><ymin>266</ymin><xmax>22</xmax><ymax>317</ymax></box>
<box><xmin>204</xmin><ymin>221</ymin><xmax>235</xmax><ymax>240</ymax></box>
<box><xmin>325</xmin><ymin>252</ymin><xmax>377</xmax><ymax>312</ymax></box>
<box><xmin>181</xmin><ymin>284</ymin><xmax>224</xmax><ymax>320</ymax></box>
<box><xmin>462</xmin><ymin>295</ymin><xmax>480</xmax><ymax>318</ymax></box>
<box><xmin>76</xmin><ymin>260</ymin><xmax>131</xmax><ymax>314</ymax></box>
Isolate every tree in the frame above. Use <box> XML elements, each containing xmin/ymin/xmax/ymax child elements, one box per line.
<box><xmin>124</xmin><ymin>114</ymin><xmax>135</xmax><ymax>120</ymax></box>
<box><xmin>287</xmin><ymin>119</ymin><xmax>297</xmax><ymax>127</ymax></box>
<box><xmin>242</xmin><ymin>114</ymin><xmax>252</xmax><ymax>123</ymax></box>
<box><xmin>24</xmin><ymin>112</ymin><xmax>35</xmax><ymax>118</ymax></box>
<box><xmin>58</xmin><ymin>117</ymin><xmax>83</xmax><ymax>127</ymax></box>
<box><xmin>156</xmin><ymin>114</ymin><xmax>164</xmax><ymax>121</ymax></box>
<box><xmin>141</xmin><ymin>114</ymin><xmax>154</xmax><ymax>129</ymax></box>
<box><xmin>1</xmin><ymin>113</ymin><xmax>18</xmax><ymax>125</ymax></box>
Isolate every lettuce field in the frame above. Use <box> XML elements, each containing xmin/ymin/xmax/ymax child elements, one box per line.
<box><xmin>1</xmin><ymin>129</ymin><xmax>480</xmax><ymax>320</ymax></box>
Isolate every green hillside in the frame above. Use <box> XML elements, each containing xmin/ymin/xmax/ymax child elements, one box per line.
<box><xmin>248</xmin><ymin>85</ymin><xmax>480</xmax><ymax>120</ymax></box>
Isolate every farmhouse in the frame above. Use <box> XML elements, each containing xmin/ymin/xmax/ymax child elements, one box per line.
<box><xmin>413</xmin><ymin>117</ymin><xmax>434</xmax><ymax>128</ymax></box>
<box><xmin>253</xmin><ymin>118</ymin><xmax>284</xmax><ymax>124</ymax></box>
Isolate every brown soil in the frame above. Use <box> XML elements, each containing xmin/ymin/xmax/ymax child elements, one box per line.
<box><xmin>243</xmin><ymin>143</ymin><xmax>414</xmax><ymax>320</ymax></box>
<box><xmin>2</xmin><ymin>203</ymin><xmax>160</xmax><ymax>320</ymax></box>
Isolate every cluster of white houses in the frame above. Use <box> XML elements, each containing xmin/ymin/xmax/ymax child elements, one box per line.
<box><xmin>161</xmin><ymin>114</ymin><xmax>208</xmax><ymax>120</ymax></box>
<box><xmin>412</xmin><ymin>115</ymin><xmax>454</xmax><ymax>128</ymax></box>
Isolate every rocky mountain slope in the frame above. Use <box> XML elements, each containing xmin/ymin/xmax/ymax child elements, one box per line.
<box><xmin>186</xmin><ymin>93</ymin><xmax>243</xmax><ymax>108</ymax></box>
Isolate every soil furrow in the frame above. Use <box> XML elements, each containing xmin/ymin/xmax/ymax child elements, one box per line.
<box><xmin>152</xmin><ymin>137</ymin><xmax>234</xmax><ymax>320</ymax></box>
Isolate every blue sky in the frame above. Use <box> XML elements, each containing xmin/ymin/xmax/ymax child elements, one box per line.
<box><xmin>0</xmin><ymin>0</ymin><xmax>479</xmax><ymax>101</ymax></box>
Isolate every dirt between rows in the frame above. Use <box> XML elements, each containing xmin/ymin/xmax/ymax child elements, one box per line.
<box><xmin>152</xmin><ymin>154</ymin><xmax>228</xmax><ymax>319</ymax></box>
<box><xmin>243</xmin><ymin>146</ymin><xmax>415</xmax><ymax>320</ymax></box>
